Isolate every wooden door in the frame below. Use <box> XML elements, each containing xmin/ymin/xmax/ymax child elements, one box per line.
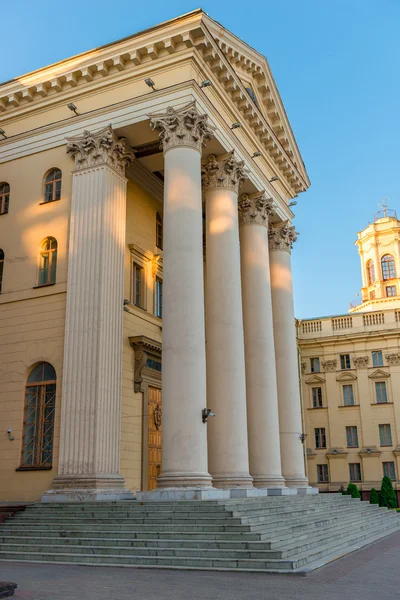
<box><xmin>147</xmin><ymin>386</ymin><xmax>162</xmax><ymax>491</ymax></box>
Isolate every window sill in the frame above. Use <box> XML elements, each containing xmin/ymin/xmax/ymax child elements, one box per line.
<box><xmin>0</xmin><ymin>211</ymin><xmax>9</xmax><ymax>216</ymax></box>
<box><xmin>371</xmin><ymin>402</ymin><xmax>393</xmax><ymax>405</ymax></box>
<box><xmin>380</xmin><ymin>445</ymin><xmax>393</xmax><ymax>448</ymax></box>
<box><xmin>39</xmin><ymin>199</ymin><xmax>61</xmax><ymax>205</ymax></box>
<box><xmin>339</xmin><ymin>404</ymin><xmax>359</xmax><ymax>408</ymax></box>
<box><xmin>33</xmin><ymin>283</ymin><xmax>56</xmax><ymax>289</ymax></box>
<box><xmin>347</xmin><ymin>446</ymin><xmax>359</xmax><ymax>449</ymax></box>
<box><xmin>315</xmin><ymin>448</ymin><xmax>327</xmax><ymax>451</ymax></box>
<box><xmin>309</xmin><ymin>406</ymin><xmax>326</xmax><ymax>410</ymax></box>
<box><xmin>16</xmin><ymin>465</ymin><xmax>52</xmax><ymax>472</ymax></box>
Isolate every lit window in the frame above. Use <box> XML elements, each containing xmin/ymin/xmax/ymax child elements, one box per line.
<box><xmin>0</xmin><ymin>248</ymin><xmax>3</xmax><ymax>293</ymax></box>
<box><xmin>156</xmin><ymin>212</ymin><xmax>163</xmax><ymax>250</ymax></box>
<box><xmin>39</xmin><ymin>237</ymin><xmax>57</xmax><ymax>285</ymax></box>
<box><xmin>381</xmin><ymin>255</ymin><xmax>396</xmax><ymax>280</ymax></box>
<box><xmin>372</xmin><ymin>351</ymin><xmax>383</xmax><ymax>367</ymax></box>
<box><xmin>315</xmin><ymin>427</ymin><xmax>326</xmax><ymax>449</ymax></box>
<box><xmin>317</xmin><ymin>464</ymin><xmax>329</xmax><ymax>483</ymax></box>
<box><xmin>386</xmin><ymin>285</ymin><xmax>396</xmax><ymax>297</ymax></box>
<box><xmin>21</xmin><ymin>362</ymin><xmax>56</xmax><ymax>468</ymax></box>
<box><xmin>44</xmin><ymin>169</ymin><xmax>62</xmax><ymax>203</ymax></box>
<box><xmin>383</xmin><ymin>461</ymin><xmax>396</xmax><ymax>481</ymax></box>
<box><xmin>366</xmin><ymin>260</ymin><xmax>375</xmax><ymax>284</ymax></box>
<box><xmin>349</xmin><ymin>463</ymin><xmax>362</xmax><ymax>482</ymax></box>
<box><xmin>312</xmin><ymin>387</ymin><xmax>323</xmax><ymax>408</ymax></box>
<box><xmin>340</xmin><ymin>354</ymin><xmax>351</xmax><ymax>370</ymax></box>
<box><xmin>379</xmin><ymin>424</ymin><xmax>392</xmax><ymax>446</ymax></box>
<box><xmin>346</xmin><ymin>426</ymin><xmax>358</xmax><ymax>448</ymax></box>
<box><xmin>343</xmin><ymin>385</ymin><xmax>354</xmax><ymax>406</ymax></box>
<box><xmin>310</xmin><ymin>357</ymin><xmax>320</xmax><ymax>373</ymax></box>
<box><xmin>132</xmin><ymin>263</ymin><xmax>144</xmax><ymax>308</ymax></box>
<box><xmin>154</xmin><ymin>277</ymin><xmax>163</xmax><ymax>318</ymax></box>
<box><xmin>0</xmin><ymin>182</ymin><xmax>10</xmax><ymax>215</ymax></box>
<box><xmin>375</xmin><ymin>382</ymin><xmax>388</xmax><ymax>404</ymax></box>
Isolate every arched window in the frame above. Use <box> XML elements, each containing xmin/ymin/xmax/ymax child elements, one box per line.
<box><xmin>21</xmin><ymin>362</ymin><xmax>56</xmax><ymax>468</ymax></box>
<box><xmin>0</xmin><ymin>249</ymin><xmax>3</xmax><ymax>293</ymax></box>
<box><xmin>39</xmin><ymin>237</ymin><xmax>57</xmax><ymax>285</ymax></box>
<box><xmin>366</xmin><ymin>260</ymin><xmax>375</xmax><ymax>285</ymax></box>
<box><xmin>156</xmin><ymin>212</ymin><xmax>163</xmax><ymax>250</ymax></box>
<box><xmin>381</xmin><ymin>254</ymin><xmax>396</xmax><ymax>280</ymax></box>
<box><xmin>44</xmin><ymin>169</ymin><xmax>62</xmax><ymax>203</ymax></box>
<box><xmin>0</xmin><ymin>182</ymin><xmax>10</xmax><ymax>214</ymax></box>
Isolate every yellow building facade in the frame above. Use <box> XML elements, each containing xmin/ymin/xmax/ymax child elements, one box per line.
<box><xmin>299</xmin><ymin>210</ymin><xmax>400</xmax><ymax>501</ymax></box>
<box><xmin>0</xmin><ymin>10</ymin><xmax>311</xmax><ymax>502</ymax></box>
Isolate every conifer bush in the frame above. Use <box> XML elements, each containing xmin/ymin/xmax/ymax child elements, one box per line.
<box><xmin>369</xmin><ymin>488</ymin><xmax>379</xmax><ymax>504</ymax></box>
<box><xmin>379</xmin><ymin>476</ymin><xmax>398</xmax><ymax>509</ymax></box>
<box><xmin>346</xmin><ymin>483</ymin><xmax>361</xmax><ymax>499</ymax></box>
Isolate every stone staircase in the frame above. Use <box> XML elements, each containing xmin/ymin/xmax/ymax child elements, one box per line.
<box><xmin>0</xmin><ymin>494</ymin><xmax>399</xmax><ymax>573</ymax></box>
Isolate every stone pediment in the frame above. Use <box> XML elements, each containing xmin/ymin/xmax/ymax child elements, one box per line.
<box><xmin>336</xmin><ymin>372</ymin><xmax>357</xmax><ymax>382</ymax></box>
<box><xmin>305</xmin><ymin>375</ymin><xmax>325</xmax><ymax>385</ymax></box>
<box><xmin>368</xmin><ymin>369</ymin><xmax>390</xmax><ymax>379</ymax></box>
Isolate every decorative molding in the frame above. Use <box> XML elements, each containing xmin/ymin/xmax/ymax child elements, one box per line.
<box><xmin>336</xmin><ymin>372</ymin><xmax>357</xmax><ymax>382</ymax></box>
<box><xmin>301</xmin><ymin>362</ymin><xmax>306</xmax><ymax>374</ymax></box>
<box><xmin>268</xmin><ymin>222</ymin><xmax>298</xmax><ymax>252</ymax></box>
<box><xmin>149</xmin><ymin>101</ymin><xmax>215</xmax><ymax>153</ymax></box>
<box><xmin>305</xmin><ymin>375</ymin><xmax>325</xmax><ymax>385</ymax></box>
<box><xmin>326</xmin><ymin>448</ymin><xmax>348</xmax><ymax>459</ymax></box>
<box><xmin>306</xmin><ymin>448</ymin><xmax>316</xmax><ymax>458</ymax></box>
<box><xmin>322</xmin><ymin>359</ymin><xmax>337</xmax><ymax>372</ymax></box>
<box><xmin>238</xmin><ymin>192</ymin><xmax>273</xmax><ymax>227</ymax></box>
<box><xmin>359</xmin><ymin>446</ymin><xmax>381</xmax><ymax>458</ymax></box>
<box><xmin>386</xmin><ymin>353</ymin><xmax>400</xmax><ymax>366</ymax></box>
<box><xmin>353</xmin><ymin>356</ymin><xmax>369</xmax><ymax>369</ymax></box>
<box><xmin>66</xmin><ymin>125</ymin><xmax>135</xmax><ymax>174</ymax></box>
<box><xmin>368</xmin><ymin>368</ymin><xmax>390</xmax><ymax>380</ymax></box>
<box><xmin>202</xmin><ymin>152</ymin><xmax>248</xmax><ymax>194</ymax></box>
<box><xmin>129</xmin><ymin>335</ymin><xmax>162</xmax><ymax>393</ymax></box>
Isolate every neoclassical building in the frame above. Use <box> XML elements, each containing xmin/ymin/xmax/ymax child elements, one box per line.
<box><xmin>0</xmin><ymin>10</ymin><xmax>310</xmax><ymax>502</ymax></box>
<box><xmin>299</xmin><ymin>209</ymin><xmax>400</xmax><ymax>501</ymax></box>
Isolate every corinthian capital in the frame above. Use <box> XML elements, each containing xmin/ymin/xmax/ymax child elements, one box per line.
<box><xmin>268</xmin><ymin>222</ymin><xmax>298</xmax><ymax>252</ymax></box>
<box><xmin>238</xmin><ymin>192</ymin><xmax>274</xmax><ymax>227</ymax></box>
<box><xmin>149</xmin><ymin>101</ymin><xmax>215</xmax><ymax>153</ymax></box>
<box><xmin>202</xmin><ymin>153</ymin><xmax>248</xmax><ymax>194</ymax></box>
<box><xmin>66</xmin><ymin>125</ymin><xmax>135</xmax><ymax>174</ymax></box>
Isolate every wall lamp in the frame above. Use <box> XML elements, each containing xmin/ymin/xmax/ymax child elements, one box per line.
<box><xmin>269</xmin><ymin>176</ymin><xmax>280</xmax><ymax>183</ymax></box>
<box><xmin>202</xmin><ymin>408</ymin><xmax>215</xmax><ymax>423</ymax></box>
<box><xmin>299</xmin><ymin>433</ymin><xmax>307</xmax><ymax>444</ymax></box>
<box><xmin>0</xmin><ymin>128</ymin><xmax>7</xmax><ymax>138</ymax></box>
<box><xmin>200</xmin><ymin>79</ymin><xmax>212</xmax><ymax>88</ymax></box>
<box><xmin>123</xmin><ymin>299</ymin><xmax>130</xmax><ymax>306</ymax></box>
<box><xmin>289</xmin><ymin>201</ymin><xmax>297</xmax><ymax>207</ymax></box>
<box><xmin>67</xmin><ymin>102</ymin><xmax>79</xmax><ymax>116</ymax></box>
<box><xmin>251</xmin><ymin>151</ymin><xmax>262</xmax><ymax>159</ymax></box>
<box><xmin>7</xmin><ymin>429</ymin><xmax>14</xmax><ymax>441</ymax></box>
<box><xmin>145</xmin><ymin>78</ymin><xmax>156</xmax><ymax>91</ymax></box>
<box><xmin>231</xmin><ymin>122</ymin><xmax>242</xmax><ymax>129</ymax></box>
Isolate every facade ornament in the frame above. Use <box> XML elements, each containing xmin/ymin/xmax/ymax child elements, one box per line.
<box><xmin>149</xmin><ymin>101</ymin><xmax>215</xmax><ymax>153</ymax></box>
<box><xmin>268</xmin><ymin>221</ymin><xmax>298</xmax><ymax>252</ymax></box>
<box><xmin>153</xmin><ymin>404</ymin><xmax>162</xmax><ymax>430</ymax></box>
<box><xmin>66</xmin><ymin>125</ymin><xmax>135</xmax><ymax>174</ymax></box>
<box><xmin>386</xmin><ymin>353</ymin><xmax>400</xmax><ymax>366</ymax></box>
<box><xmin>238</xmin><ymin>192</ymin><xmax>274</xmax><ymax>227</ymax></box>
<box><xmin>301</xmin><ymin>362</ymin><xmax>307</xmax><ymax>374</ymax></box>
<box><xmin>353</xmin><ymin>356</ymin><xmax>369</xmax><ymax>369</ymax></box>
<box><xmin>202</xmin><ymin>152</ymin><xmax>248</xmax><ymax>194</ymax></box>
<box><xmin>322</xmin><ymin>359</ymin><xmax>337</xmax><ymax>372</ymax></box>
<box><xmin>129</xmin><ymin>336</ymin><xmax>162</xmax><ymax>393</ymax></box>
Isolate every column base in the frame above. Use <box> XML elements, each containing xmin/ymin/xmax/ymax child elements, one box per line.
<box><xmin>252</xmin><ymin>475</ymin><xmax>286</xmax><ymax>488</ymax></box>
<box><xmin>136</xmin><ymin>488</ymin><xmax>230</xmax><ymax>501</ymax></box>
<box><xmin>211</xmin><ymin>474</ymin><xmax>253</xmax><ymax>488</ymax></box>
<box><xmin>41</xmin><ymin>474</ymin><xmax>134</xmax><ymax>503</ymax></box>
<box><xmin>284</xmin><ymin>475</ymin><xmax>310</xmax><ymax>488</ymax></box>
<box><xmin>156</xmin><ymin>472</ymin><xmax>213</xmax><ymax>488</ymax></box>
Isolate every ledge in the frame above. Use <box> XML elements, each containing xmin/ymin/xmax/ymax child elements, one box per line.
<box><xmin>15</xmin><ymin>465</ymin><xmax>52</xmax><ymax>472</ymax></box>
<box><xmin>371</xmin><ymin>402</ymin><xmax>394</xmax><ymax>405</ymax></box>
<box><xmin>338</xmin><ymin>404</ymin><xmax>360</xmax><ymax>408</ymax></box>
<box><xmin>39</xmin><ymin>198</ymin><xmax>61</xmax><ymax>205</ymax></box>
<box><xmin>33</xmin><ymin>283</ymin><xmax>56</xmax><ymax>289</ymax></box>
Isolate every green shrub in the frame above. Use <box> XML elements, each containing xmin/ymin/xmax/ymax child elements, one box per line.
<box><xmin>379</xmin><ymin>476</ymin><xmax>398</xmax><ymax>509</ymax></box>
<box><xmin>369</xmin><ymin>488</ymin><xmax>379</xmax><ymax>504</ymax></box>
<box><xmin>338</xmin><ymin>485</ymin><xmax>347</xmax><ymax>495</ymax></box>
<box><xmin>346</xmin><ymin>483</ymin><xmax>361</xmax><ymax>499</ymax></box>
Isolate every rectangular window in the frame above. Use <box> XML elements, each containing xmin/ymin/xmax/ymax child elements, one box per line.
<box><xmin>379</xmin><ymin>424</ymin><xmax>392</xmax><ymax>446</ymax></box>
<box><xmin>349</xmin><ymin>463</ymin><xmax>362</xmax><ymax>482</ymax></box>
<box><xmin>132</xmin><ymin>263</ymin><xmax>144</xmax><ymax>308</ymax></box>
<box><xmin>386</xmin><ymin>285</ymin><xmax>396</xmax><ymax>297</ymax></box>
<box><xmin>315</xmin><ymin>427</ymin><xmax>326</xmax><ymax>449</ymax></box>
<box><xmin>154</xmin><ymin>277</ymin><xmax>163</xmax><ymax>318</ymax></box>
<box><xmin>317</xmin><ymin>464</ymin><xmax>329</xmax><ymax>483</ymax></box>
<box><xmin>375</xmin><ymin>382</ymin><xmax>388</xmax><ymax>404</ymax></box>
<box><xmin>340</xmin><ymin>354</ymin><xmax>351</xmax><ymax>370</ymax></box>
<box><xmin>310</xmin><ymin>357</ymin><xmax>320</xmax><ymax>373</ymax></box>
<box><xmin>312</xmin><ymin>387</ymin><xmax>323</xmax><ymax>408</ymax></box>
<box><xmin>343</xmin><ymin>384</ymin><xmax>355</xmax><ymax>406</ymax></box>
<box><xmin>383</xmin><ymin>461</ymin><xmax>396</xmax><ymax>481</ymax></box>
<box><xmin>346</xmin><ymin>426</ymin><xmax>359</xmax><ymax>448</ymax></box>
<box><xmin>372</xmin><ymin>351</ymin><xmax>383</xmax><ymax>367</ymax></box>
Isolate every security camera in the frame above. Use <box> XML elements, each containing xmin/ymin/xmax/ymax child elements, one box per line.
<box><xmin>202</xmin><ymin>408</ymin><xmax>216</xmax><ymax>423</ymax></box>
<box><xmin>7</xmin><ymin>429</ymin><xmax>12</xmax><ymax>434</ymax></box>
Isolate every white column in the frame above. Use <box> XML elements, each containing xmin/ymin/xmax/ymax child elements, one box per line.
<box><xmin>239</xmin><ymin>193</ymin><xmax>285</xmax><ymax>488</ymax></box>
<box><xmin>269</xmin><ymin>223</ymin><xmax>309</xmax><ymax>488</ymax></box>
<box><xmin>43</xmin><ymin>126</ymin><xmax>135</xmax><ymax>501</ymax></box>
<box><xmin>147</xmin><ymin>102</ymin><xmax>214</xmax><ymax>490</ymax></box>
<box><xmin>203</xmin><ymin>154</ymin><xmax>253</xmax><ymax>488</ymax></box>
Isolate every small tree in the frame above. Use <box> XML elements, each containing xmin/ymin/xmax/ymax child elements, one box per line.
<box><xmin>379</xmin><ymin>476</ymin><xmax>398</xmax><ymax>509</ymax></box>
<box><xmin>346</xmin><ymin>483</ymin><xmax>361</xmax><ymax>499</ymax></box>
<box><xmin>369</xmin><ymin>488</ymin><xmax>379</xmax><ymax>504</ymax></box>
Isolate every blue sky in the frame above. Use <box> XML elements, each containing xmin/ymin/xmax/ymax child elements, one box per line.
<box><xmin>2</xmin><ymin>1</ymin><xmax>399</xmax><ymax>318</ymax></box>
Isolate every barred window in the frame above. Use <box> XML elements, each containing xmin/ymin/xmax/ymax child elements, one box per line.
<box><xmin>317</xmin><ymin>464</ymin><xmax>329</xmax><ymax>483</ymax></box>
<box><xmin>0</xmin><ymin>182</ymin><xmax>10</xmax><ymax>215</ymax></box>
<box><xmin>383</xmin><ymin>461</ymin><xmax>396</xmax><ymax>481</ymax></box>
<box><xmin>20</xmin><ymin>362</ymin><xmax>56</xmax><ymax>468</ymax></box>
<box><xmin>346</xmin><ymin>426</ymin><xmax>358</xmax><ymax>448</ymax></box>
<box><xmin>375</xmin><ymin>382</ymin><xmax>388</xmax><ymax>404</ymax></box>
<box><xmin>343</xmin><ymin>385</ymin><xmax>354</xmax><ymax>406</ymax></box>
<box><xmin>39</xmin><ymin>237</ymin><xmax>57</xmax><ymax>285</ymax></box>
<box><xmin>349</xmin><ymin>463</ymin><xmax>362</xmax><ymax>482</ymax></box>
<box><xmin>315</xmin><ymin>427</ymin><xmax>326</xmax><ymax>449</ymax></box>
<box><xmin>44</xmin><ymin>169</ymin><xmax>62</xmax><ymax>203</ymax></box>
<box><xmin>381</xmin><ymin>255</ymin><xmax>396</xmax><ymax>280</ymax></box>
